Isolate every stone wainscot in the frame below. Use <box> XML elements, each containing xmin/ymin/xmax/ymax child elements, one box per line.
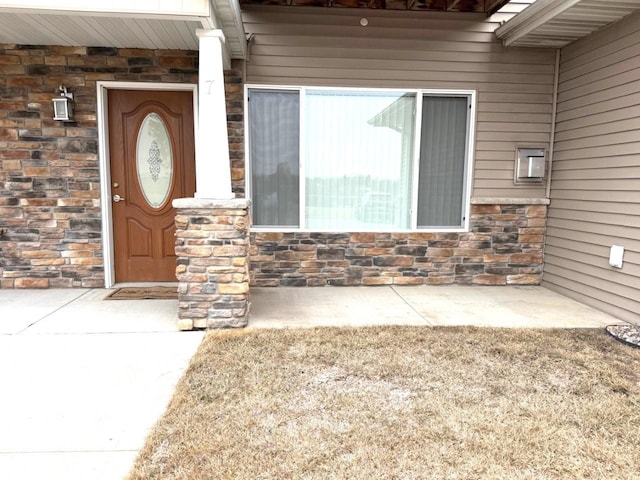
<box><xmin>250</xmin><ymin>199</ymin><xmax>548</xmax><ymax>287</ymax></box>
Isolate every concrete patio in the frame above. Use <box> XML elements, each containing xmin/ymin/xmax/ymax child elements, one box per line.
<box><xmin>249</xmin><ymin>285</ymin><xmax>623</xmax><ymax>329</ymax></box>
<box><xmin>0</xmin><ymin>285</ymin><xmax>627</xmax><ymax>480</ymax></box>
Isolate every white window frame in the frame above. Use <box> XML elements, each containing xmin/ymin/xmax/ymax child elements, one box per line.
<box><xmin>245</xmin><ymin>84</ymin><xmax>476</xmax><ymax>233</ymax></box>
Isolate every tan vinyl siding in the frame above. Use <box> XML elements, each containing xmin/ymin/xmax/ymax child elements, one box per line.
<box><xmin>242</xmin><ymin>6</ymin><xmax>556</xmax><ymax>199</ymax></box>
<box><xmin>544</xmin><ymin>11</ymin><xmax>640</xmax><ymax>324</ymax></box>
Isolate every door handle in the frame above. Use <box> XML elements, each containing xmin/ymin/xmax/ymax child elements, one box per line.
<box><xmin>113</xmin><ymin>194</ymin><xmax>125</xmax><ymax>203</ymax></box>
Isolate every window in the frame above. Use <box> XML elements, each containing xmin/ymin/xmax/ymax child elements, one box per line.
<box><xmin>247</xmin><ymin>87</ymin><xmax>474</xmax><ymax>231</ymax></box>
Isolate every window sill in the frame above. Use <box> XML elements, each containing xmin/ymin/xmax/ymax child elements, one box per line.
<box><xmin>471</xmin><ymin>197</ymin><xmax>550</xmax><ymax>205</ymax></box>
<box><xmin>250</xmin><ymin>227</ymin><xmax>468</xmax><ymax>234</ymax></box>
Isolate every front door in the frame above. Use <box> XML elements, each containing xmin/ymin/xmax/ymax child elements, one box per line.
<box><xmin>108</xmin><ymin>89</ymin><xmax>195</xmax><ymax>282</ymax></box>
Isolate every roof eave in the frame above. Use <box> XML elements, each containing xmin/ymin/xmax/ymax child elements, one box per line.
<box><xmin>495</xmin><ymin>0</ymin><xmax>581</xmax><ymax>47</ymax></box>
<box><xmin>212</xmin><ymin>0</ymin><xmax>247</xmax><ymax>60</ymax></box>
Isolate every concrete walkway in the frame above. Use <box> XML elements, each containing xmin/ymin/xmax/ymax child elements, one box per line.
<box><xmin>0</xmin><ymin>285</ymin><xmax>625</xmax><ymax>480</ymax></box>
<box><xmin>0</xmin><ymin>289</ymin><xmax>204</xmax><ymax>480</ymax></box>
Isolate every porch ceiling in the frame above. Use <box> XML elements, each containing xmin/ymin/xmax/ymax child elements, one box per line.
<box><xmin>0</xmin><ymin>0</ymin><xmax>246</xmax><ymax>58</ymax></box>
<box><xmin>2</xmin><ymin>0</ymin><xmax>639</xmax><ymax>59</ymax></box>
<box><xmin>496</xmin><ymin>0</ymin><xmax>640</xmax><ymax>47</ymax></box>
<box><xmin>238</xmin><ymin>0</ymin><xmax>510</xmax><ymax>14</ymax></box>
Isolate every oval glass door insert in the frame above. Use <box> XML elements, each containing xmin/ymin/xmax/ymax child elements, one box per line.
<box><xmin>136</xmin><ymin>113</ymin><xmax>173</xmax><ymax>208</ymax></box>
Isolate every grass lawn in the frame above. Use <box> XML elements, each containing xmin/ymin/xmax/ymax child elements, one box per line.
<box><xmin>128</xmin><ymin>327</ymin><xmax>640</xmax><ymax>479</ymax></box>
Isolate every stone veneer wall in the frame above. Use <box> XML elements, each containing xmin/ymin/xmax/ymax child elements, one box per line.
<box><xmin>174</xmin><ymin>199</ymin><xmax>251</xmax><ymax>330</ymax></box>
<box><xmin>225</xmin><ymin>63</ymin><xmax>245</xmax><ymax>197</ymax></box>
<box><xmin>250</xmin><ymin>202</ymin><xmax>547</xmax><ymax>287</ymax></box>
<box><xmin>0</xmin><ymin>43</ymin><xmax>243</xmax><ymax>288</ymax></box>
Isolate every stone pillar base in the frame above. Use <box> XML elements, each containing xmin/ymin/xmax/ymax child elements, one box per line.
<box><xmin>173</xmin><ymin>198</ymin><xmax>251</xmax><ymax>330</ymax></box>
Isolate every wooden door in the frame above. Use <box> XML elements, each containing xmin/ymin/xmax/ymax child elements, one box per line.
<box><xmin>108</xmin><ymin>89</ymin><xmax>195</xmax><ymax>282</ymax></box>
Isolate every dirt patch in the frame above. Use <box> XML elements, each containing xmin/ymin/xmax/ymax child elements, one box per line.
<box><xmin>128</xmin><ymin>327</ymin><xmax>640</xmax><ymax>479</ymax></box>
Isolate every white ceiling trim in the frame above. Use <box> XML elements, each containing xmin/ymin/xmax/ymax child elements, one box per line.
<box><xmin>496</xmin><ymin>0</ymin><xmax>640</xmax><ymax>48</ymax></box>
<box><xmin>0</xmin><ymin>0</ymin><xmax>210</xmax><ymax>17</ymax></box>
<box><xmin>0</xmin><ymin>7</ymin><xmax>210</xmax><ymax>22</ymax></box>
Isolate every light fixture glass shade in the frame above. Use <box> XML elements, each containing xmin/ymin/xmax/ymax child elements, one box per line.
<box><xmin>53</xmin><ymin>96</ymin><xmax>73</xmax><ymax>121</ymax></box>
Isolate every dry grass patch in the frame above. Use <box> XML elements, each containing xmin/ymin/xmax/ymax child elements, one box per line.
<box><xmin>128</xmin><ymin>327</ymin><xmax>640</xmax><ymax>479</ymax></box>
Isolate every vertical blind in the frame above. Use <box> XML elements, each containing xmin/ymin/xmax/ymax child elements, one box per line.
<box><xmin>249</xmin><ymin>90</ymin><xmax>300</xmax><ymax>226</ymax></box>
<box><xmin>417</xmin><ymin>96</ymin><xmax>469</xmax><ymax>228</ymax></box>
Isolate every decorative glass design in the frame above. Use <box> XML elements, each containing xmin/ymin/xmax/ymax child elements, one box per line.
<box><xmin>148</xmin><ymin>141</ymin><xmax>162</xmax><ymax>181</ymax></box>
<box><xmin>136</xmin><ymin>113</ymin><xmax>173</xmax><ymax>208</ymax></box>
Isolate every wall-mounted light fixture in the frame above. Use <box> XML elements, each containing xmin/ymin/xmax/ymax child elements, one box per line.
<box><xmin>52</xmin><ymin>85</ymin><xmax>74</xmax><ymax>122</ymax></box>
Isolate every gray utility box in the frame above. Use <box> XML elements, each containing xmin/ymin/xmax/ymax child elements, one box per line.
<box><xmin>515</xmin><ymin>148</ymin><xmax>545</xmax><ymax>183</ymax></box>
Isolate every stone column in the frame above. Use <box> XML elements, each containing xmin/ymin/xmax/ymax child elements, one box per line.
<box><xmin>173</xmin><ymin>198</ymin><xmax>251</xmax><ymax>330</ymax></box>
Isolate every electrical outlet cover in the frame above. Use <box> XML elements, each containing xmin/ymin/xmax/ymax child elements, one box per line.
<box><xmin>609</xmin><ymin>245</ymin><xmax>624</xmax><ymax>268</ymax></box>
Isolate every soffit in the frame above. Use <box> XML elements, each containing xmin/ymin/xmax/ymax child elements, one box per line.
<box><xmin>0</xmin><ymin>13</ymin><xmax>204</xmax><ymax>50</ymax></box>
<box><xmin>496</xmin><ymin>0</ymin><xmax>640</xmax><ymax>47</ymax></box>
<box><xmin>213</xmin><ymin>0</ymin><xmax>247</xmax><ymax>58</ymax></box>
<box><xmin>0</xmin><ymin>0</ymin><xmax>246</xmax><ymax>58</ymax></box>
<box><xmin>488</xmin><ymin>0</ymin><xmax>536</xmax><ymax>24</ymax></box>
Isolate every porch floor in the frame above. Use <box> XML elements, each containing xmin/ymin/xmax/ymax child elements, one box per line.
<box><xmin>249</xmin><ymin>285</ymin><xmax>623</xmax><ymax>329</ymax></box>
<box><xmin>0</xmin><ymin>285</ymin><xmax>623</xmax><ymax>336</ymax></box>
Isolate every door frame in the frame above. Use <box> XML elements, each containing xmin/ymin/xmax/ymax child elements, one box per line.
<box><xmin>97</xmin><ymin>81</ymin><xmax>198</xmax><ymax>288</ymax></box>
